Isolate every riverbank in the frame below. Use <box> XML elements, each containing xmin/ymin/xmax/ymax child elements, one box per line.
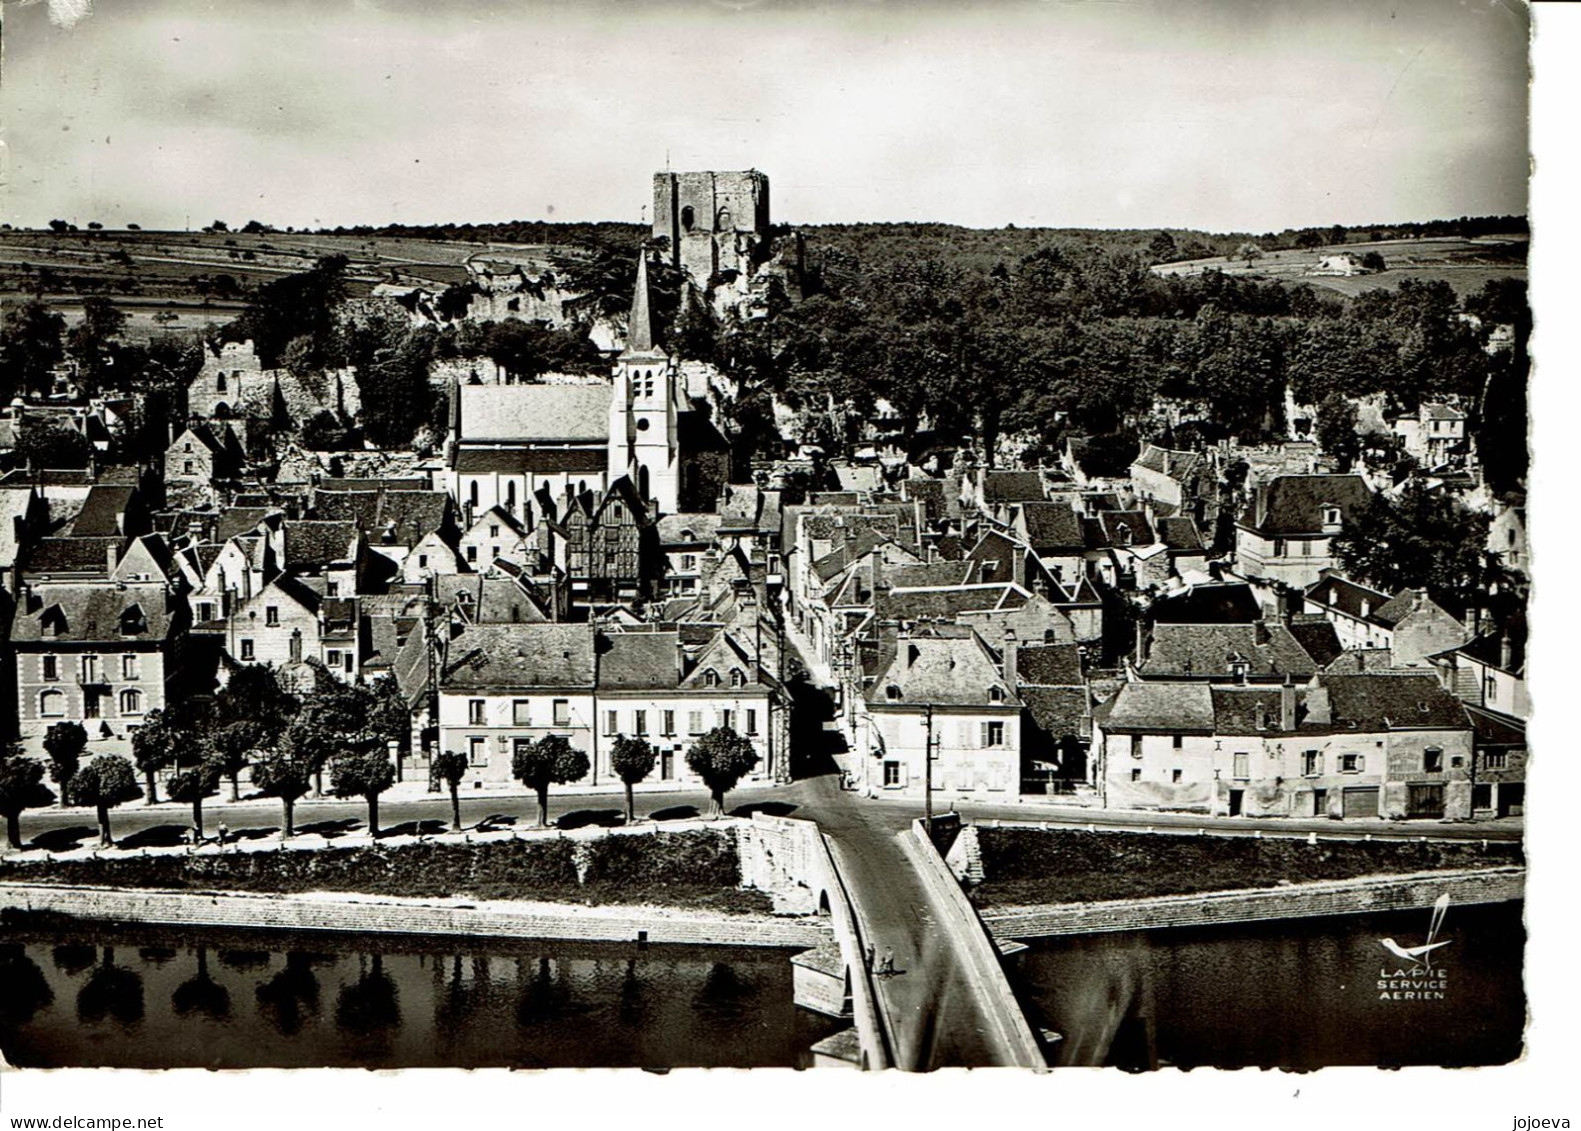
<box><xmin>979</xmin><ymin>866</ymin><xmax>1524</xmax><ymax>940</ymax></box>
<box><xmin>966</xmin><ymin>824</ymin><xmax>1523</xmax><ymax>908</ymax></box>
<box><xmin>0</xmin><ymin>825</ymin><xmax>771</xmax><ymax>915</ymax></box>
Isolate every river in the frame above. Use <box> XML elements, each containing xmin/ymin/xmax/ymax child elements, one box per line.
<box><xmin>0</xmin><ymin>921</ymin><xmax>842</xmax><ymax>1069</ymax></box>
<box><xmin>1012</xmin><ymin>900</ymin><xmax>1526</xmax><ymax>1070</ymax></box>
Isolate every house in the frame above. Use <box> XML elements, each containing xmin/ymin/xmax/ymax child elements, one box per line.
<box><xmin>657</xmin><ymin>513</ymin><xmax>723</xmax><ymax>597</ymax></box>
<box><xmin>1302</xmin><ymin>573</ymin><xmax>1467</xmax><ymax>667</ymax></box>
<box><xmin>225</xmin><ymin>576</ymin><xmax>362</xmax><ymax>679</ymax></box>
<box><xmin>10</xmin><ymin>580</ymin><xmax>189</xmax><ymax>759</ymax></box>
<box><xmin>1486</xmin><ymin>504</ymin><xmax>1527</xmax><ymax>576</ymax></box>
<box><xmin>166</xmin><ymin>423</ymin><xmax>245</xmax><ymax>486</ymax></box>
<box><xmin>1092</xmin><ymin>672</ymin><xmax>1474</xmax><ymax>820</ymax></box>
<box><xmin>562</xmin><ymin>477</ymin><xmax>657</xmax><ymax>603</ymax></box>
<box><xmin>1129</xmin><ymin>444</ymin><xmax>1207</xmax><ymax>510</ymax></box>
<box><xmin>1393</xmin><ymin>403</ymin><xmax>1467</xmax><ymax>468</ymax></box>
<box><xmin>458</xmin><ymin>505</ymin><xmax>531</xmax><ymax>572</ymax></box>
<box><xmin>858</xmin><ymin>629</ymin><xmax>1022</xmax><ymax>799</ymax></box>
<box><xmin>435</xmin><ymin>623</ymin><xmax>598</xmax><ymax>786</ymax></box>
<box><xmin>1464</xmin><ymin>705</ymin><xmax>1526</xmax><ymax>819</ymax></box>
<box><xmin>1010</xmin><ymin>500</ymin><xmax>1087</xmax><ymax>585</ymax></box>
<box><xmin>1134</xmin><ymin>619</ymin><xmax>1343</xmax><ymax>683</ymax></box>
<box><xmin>312</xmin><ymin>488</ymin><xmax>457</xmax><ymax>572</ymax></box>
<box><xmin>1428</xmin><ymin>616</ymin><xmax>1528</xmax><ymax>721</ymax></box>
<box><xmin>1013</xmin><ymin>641</ymin><xmax>1093</xmax><ymax>793</ymax></box>
<box><xmin>280</xmin><ymin>520</ymin><xmax>366</xmax><ymax>598</ymax></box>
<box><xmin>1234</xmin><ymin>473</ymin><xmax>1373</xmax><ymax>589</ymax></box>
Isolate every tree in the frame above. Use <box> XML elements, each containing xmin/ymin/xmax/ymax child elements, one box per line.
<box><xmin>250</xmin><ymin>754</ymin><xmax>314</xmax><ymax>840</ymax></box>
<box><xmin>0</xmin><ymin>740</ymin><xmax>55</xmax><ymax>849</ymax></box>
<box><xmin>685</xmin><ymin>727</ymin><xmax>760</xmax><ymax>818</ymax></box>
<box><xmin>1359</xmin><ymin>251</ymin><xmax>1386</xmax><ymax>272</ymax></box>
<box><xmin>1315</xmin><ymin>392</ymin><xmax>1361</xmax><ymax>471</ymax></box>
<box><xmin>130</xmin><ymin>706</ymin><xmax>189</xmax><ymax>804</ymax></box>
<box><xmin>432</xmin><ymin>750</ymin><xmax>469</xmax><ymax>832</ymax></box>
<box><xmin>1234</xmin><ymin>242</ymin><xmax>1264</xmax><ymax>263</ymax></box>
<box><xmin>70</xmin><ymin>755</ymin><xmax>143</xmax><ymax>847</ymax></box>
<box><xmin>212</xmin><ymin>663</ymin><xmax>296</xmax><ymax>800</ymax></box>
<box><xmin>43</xmin><ymin>721</ymin><xmax>87</xmax><ymax>809</ymax></box>
<box><xmin>1147</xmin><ymin>231</ymin><xmax>1179</xmax><ymax>264</ymax></box>
<box><xmin>13</xmin><ymin>423</ymin><xmax>92</xmax><ymax>470</ymax></box>
<box><xmin>206</xmin><ymin>719</ymin><xmax>266</xmax><ymax>803</ymax></box>
<box><xmin>1332</xmin><ymin>483</ymin><xmax>1491</xmax><ymax>611</ymax></box>
<box><xmin>0</xmin><ymin>299</ymin><xmax>67</xmax><ymax>398</ymax></box>
<box><xmin>166</xmin><ymin>759</ymin><xmax>223</xmax><ymax>840</ymax></box>
<box><xmin>66</xmin><ymin>296</ymin><xmax>128</xmax><ymax>393</ymax></box>
<box><xmin>511</xmin><ymin>735</ymin><xmax>590</xmax><ymax>827</ymax></box>
<box><xmin>609</xmin><ymin>735</ymin><xmax>657</xmax><ymax>824</ymax></box>
<box><xmin>329</xmin><ymin>741</ymin><xmax>395</xmax><ymax>837</ymax></box>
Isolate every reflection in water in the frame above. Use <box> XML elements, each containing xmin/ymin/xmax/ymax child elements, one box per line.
<box><xmin>172</xmin><ymin>947</ymin><xmax>231</xmax><ymax>1022</ymax></box>
<box><xmin>256</xmin><ymin>953</ymin><xmax>322</xmax><ymax>1038</ymax></box>
<box><xmin>2</xmin><ymin>923</ymin><xmax>838</xmax><ymax>1069</ymax></box>
<box><xmin>76</xmin><ymin>948</ymin><xmax>144</xmax><ymax>1028</ymax></box>
<box><xmin>0</xmin><ymin>944</ymin><xmax>53</xmax><ymax>1028</ymax></box>
<box><xmin>1017</xmin><ymin>901</ymin><xmax>1525</xmax><ymax>1070</ymax></box>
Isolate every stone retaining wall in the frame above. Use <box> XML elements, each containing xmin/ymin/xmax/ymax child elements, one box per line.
<box><xmin>0</xmin><ymin>882</ymin><xmax>823</xmax><ymax>949</ymax></box>
<box><xmin>979</xmin><ymin>866</ymin><xmax>1525</xmax><ymax>940</ymax></box>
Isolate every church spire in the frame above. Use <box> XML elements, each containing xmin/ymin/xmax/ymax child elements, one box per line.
<box><xmin>627</xmin><ymin>251</ymin><xmax>655</xmax><ymax>353</ymax></box>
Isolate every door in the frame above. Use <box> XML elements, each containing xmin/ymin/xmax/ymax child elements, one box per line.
<box><xmin>1342</xmin><ymin>786</ymin><xmax>1379</xmax><ymax>819</ymax></box>
<box><xmin>1228</xmin><ymin>789</ymin><xmax>1244</xmax><ymax>817</ymax></box>
<box><xmin>1497</xmin><ymin>782</ymin><xmax>1525</xmax><ymax>818</ymax></box>
<box><xmin>1407</xmin><ymin>783</ymin><xmax>1445</xmax><ymax>819</ymax></box>
<box><xmin>661</xmin><ymin>748</ymin><xmax>674</xmax><ymax>780</ymax></box>
<box><xmin>1312</xmin><ymin>789</ymin><xmax>1328</xmax><ymax>818</ymax></box>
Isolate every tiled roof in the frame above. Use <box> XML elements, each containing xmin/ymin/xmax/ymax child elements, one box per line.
<box><xmin>1016</xmin><ymin>501</ymin><xmax>1085</xmax><ymax>552</ymax></box>
<box><xmin>597</xmin><ymin>631</ymin><xmax>681</xmax><ymax>690</ymax></box>
<box><xmin>1020</xmin><ymin>686</ymin><xmax>1091</xmax><ymax>737</ymax></box>
<box><xmin>1243</xmin><ymin>474</ymin><xmax>1372</xmax><ymax>536</ymax></box>
<box><xmin>216</xmin><ymin>507</ymin><xmax>281</xmax><ymax>544</ymax></box>
<box><xmin>1085</xmin><ymin>511</ymin><xmax>1156</xmax><ymax>550</ymax></box>
<box><xmin>1096</xmin><ymin>682</ymin><xmax>1215</xmax><ymax>731</ymax></box>
<box><xmin>1150</xmin><ymin>582</ymin><xmax>1263</xmax><ymax>624</ymax></box>
<box><xmin>1322</xmin><ymin>673</ymin><xmax>1470</xmax><ymax>731</ymax></box>
<box><xmin>1141</xmin><ymin>622</ymin><xmax>1323</xmax><ymax>680</ymax></box>
<box><xmin>314</xmin><ymin>491</ymin><xmax>452</xmax><ymax>546</ymax></box>
<box><xmin>20</xmin><ymin>537</ymin><xmax>119</xmax><ymax>576</ymax></box>
<box><xmin>457</xmin><ymin>384</ymin><xmax>612</xmax><ymax>443</ymax></box>
<box><xmin>1132</xmin><ymin>445</ymin><xmax>1204</xmax><ymax>481</ymax></box>
<box><xmin>865</xmin><ymin>632</ymin><xmax>1019</xmax><ymax>708</ymax></box>
<box><xmin>981</xmin><ymin>471</ymin><xmax>1045</xmax><ymax>505</ymax></box>
<box><xmin>1451</xmin><ymin>616</ymin><xmax>1527</xmax><ymax>675</ymax></box>
<box><xmin>283</xmin><ymin>521</ymin><xmax>360</xmax><ymax>568</ymax></box>
<box><xmin>452</xmin><ymin>447</ymin><xmax>611</xmax><ymax>475</ymax></box>
<box><xmin>1158</xmin><ymin>516</ymin><xmax>1206</xmax><ymax>552</ymax></box>
<box><xmin>1284</xmin><ymin>618</ymin><xmax>1345</xmax><ymax>669</ymax></box>
<box><xmin>440</xmin><ymin>623</ymin><xmax>597</xmax><ymax>691</ymax></box>
<box><xmin>658</xmin><ymin>513</ymin><xmax>723</xmax><ymax>546</ymax></box>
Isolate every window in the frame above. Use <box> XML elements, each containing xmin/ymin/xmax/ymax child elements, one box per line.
<box><xmin>886</xmin><ymin>684</ymin><xmax>902</xmax><ymax>702</ymax></box>
<box><xmin>216</xmin><ymin>374</ymin><xmax>227</xmax><ymax>393</ymax></box>
<box><xmin>326</xmin><ymin>582</ymin><xmax>340</xmax><ymax>598</ymax></box>
<box><xmin>418</xmin><ymin>554</ymin><xmax>428</xmax><ymax>569</ymax></box>
<box><xmin>469</xmin><ymin>700</ymin><xmax>486</xmax><ymax>725</ymax></box>
<box><xmin>989</xmin><ymin>686</ymin><xmax>1005</xmax><ymax>704</ymax></box>
<box><xmin>1484</xmin><ymin>672</ymin><xmax>1498</xmax><ymax>702</ymax></box>
<box><xmin>681</xmin><ymin>554</ymin><xmax>697</xmax><ymax>571</ymax></box>
<box><xmin>746</xmin><ymin>709</ymin><xmax>758</xmax><ymax>735</ymax></box>
<box><xmin>120</xmin><ymin>689</ymin><xmax>142</xmax><ymax>715</ymax></box>
<box><xmin>730</xmin><ymin>669</ymin><xmax>744</xmax><ymax>689</ymax></box>
<box><xmin>1233</xmin><ymin>752</ymin><xmax>1250</xmax><ymax>780</ymax></box>
<box><xmin>1423</xmin><ymin>747</ymin><xmax>1444</xmax><ymax>774</ymax></box>
<box><xmin>513</xmin><ymin>738</ymin><xmax>533</xmax><ymax>762</ymax></box>
<box><xmin>983</xmin><ymin>721</ymin><xmax>1005</xmax><ymax>747</ymax></box>
<box><xmin>1129</xmin><ymin>735</ymin><xmax>1142</xmax><ymax>759</ymax></box>
<box><xmin>688</xmin><ymin>710</ymin><xmax>704</xmax><ymax>735</ymax></box>
<box><xmin>121</xmin><ymin>654</ymin><xmax>138</xmax><ymax>680</ymax></box>
<box><xmin>1171</xmin><ymin>734</ymin><xmax>1183</xmax><ymax>750</ymax></box>
<box><xmin>1172</xmin><ymin>769</ymin><xmax>1183</xmax><ymax>784</ymax></box>
<box><xmin>1131</xmin><ymin>768</ymin><xmax>1142</xmax><ymax>782</ymax></box>
<box><xmin>553</xmin><ymin>699</ymin><xmax>570</xmax><ymax>727</ymax></box>
<box><xmin>1323</xmin><ymin>506</ymin><xmax>1341</xmax><ymax>526</ymax></box>
<box><xmin>84</xmin><ymin>692</ymin><xmax>102</xmax><ymax>719</ymax></box>
<box><xmin>467</xmin><ymin>546</ymin><xmax>479</xmax><ymax>563</ymax></box>
<box><xmin>42</xmin><ymin>655</ymin><xmax>57</xmax><ymax>681</ymax></box>
<box><xmin>704</xmin><ymin>669</ymin><xmax>719</xmax><ymax>688</ymax></box>
<box><xmin>1340</xmin><ymin>752</ymin><xmax>1365</xmax><ymax>773</ymax></box>
<box><xmin>720</xmin><ymin>709</ymin><xmax>735</xmax><ymax>731</ymax></box>
<box><xmin>240</xmin><ymin>639</ymin><xmax>255</xmax><ymax>661</ymax></box>
<box><xmin>265</xmin><ymin>606</ymin><xmax>280</xmax><ymax>627</ymax></box>
<box><xmin>883</xmin><ymin>761</ymin><xmax>902</xmax><ymax>787</ymax></box>
<box><xmin>1485</xmin><ymin>750</ymin><xmax>1508</xmax><ymax>770</ymax></box>
<box><xmin>634</xmin><ymin>710</ymin><xmax>648</xmax><ymax>736</ymax></box>
<box><xmin>81</xmin><ymin>655</ymin><xmax>99</xmax><ymax>683</ymax></box>
<box><xmin>1302</xmin><ymin>750</ymin><xmax>1322</xmax><ymax>776</ymax></box>
<box><xmin>605</xmin><ymin>709</ymin><xmax>618</xmax><ymax>734</ymax></box>
<box><xmin>513</xmin><ymin>700</ymin><xmax>532</xmax><ymax>726</ymax></box>
<box><xmin>197</xmin><ymin>602</ymin><xmax>214</xmax><ymax>622</ymax></box>
<box><xmin>489</xmin><ymin>524</ymin><xmax>500</xmax><ymax>538</ymax></box>
<box><xmin>327</xmin><ymin>649</ymin><xmax>342</xmax><ymax>668</ymax></box>
<box><xmin>39</xmin><ymin>689</ymin><xmax>65</xmax><ymax>717</ymax></box>
<box><xmin>183</xmin><ymin>461</ymin><xmax>195</xmax><ymax>474</ymax></box>
<box><xmin>662</xmin><ymin>710</ymin><xmax>675</xmax><ymax>736</ymax></box>
<box><xmin>469</xmin><ymin>737</ymin><xmax>488</xmax><ymax>767</ymax></box>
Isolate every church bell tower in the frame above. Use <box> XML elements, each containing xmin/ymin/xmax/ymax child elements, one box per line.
<box><xmin>609</xmin><ymin>252</ymin><xmax>680</xmax><ymax>514</ymax></box>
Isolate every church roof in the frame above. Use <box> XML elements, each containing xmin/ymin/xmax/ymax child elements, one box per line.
<box><xmin>457</xmin><ymin>385</ymin><xmax>612</xmax><ymax>443</ymax></box>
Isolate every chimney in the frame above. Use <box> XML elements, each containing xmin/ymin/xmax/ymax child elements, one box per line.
<box><xmin>1002</xmin><ymin>628</ymin><xmax>1018</xmax><ymax>685</ymax></box>
<box><xmin>106</xmin><ymin>542</ymin><xmax>119</xmax><ymax>576</ymax></box>
<box><xmin>1499</xmin><ymin>632</ymin><xmax>1513</xmax><ymax>671</ymax></box>
<box><xmin>1305</xmin><ymin>681</ymin><xmax>1332</xmax><ymax>725</ymax></box>
<box><xmin>1135</xmin><ymin>618</ymin><xmax>1147</xmax><ymax>665</ymax></box>
<box><xmin>1280</xmin><ymin>676</ymin><xmax>1297</xmax><ymax>732</ymax></box>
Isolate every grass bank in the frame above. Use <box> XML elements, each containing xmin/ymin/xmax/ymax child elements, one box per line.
<box><xmin>0</xmin><ymin>829</ymin><xmax>770</xmax><ymax>915</ymax></box>
<box><xmin>969</xmin><ymin>826</ymin><xmax>1524</xmax><ymax>908</ymax></box>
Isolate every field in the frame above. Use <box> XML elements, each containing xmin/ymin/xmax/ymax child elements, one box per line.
<box><xmin>1151</xmin><ymin>234</ymin><xmax>1527</xmax><ymax>298</ymax></box>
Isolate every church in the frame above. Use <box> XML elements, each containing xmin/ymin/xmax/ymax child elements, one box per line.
<box><xmin>445</xmin><ymin>254</ymin><xmax>730</xmax><ymax>528</ymax></box>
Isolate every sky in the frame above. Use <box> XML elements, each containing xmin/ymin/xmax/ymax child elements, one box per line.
<box><xmin>0</xmin><ymin>0</ymin><xmax>1532</xmax><ymax>232</ymax></box>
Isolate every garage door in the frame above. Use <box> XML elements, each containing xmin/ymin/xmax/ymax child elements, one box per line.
<box><xmin>1343</xmin><ymin>787</ymin><xmax>1380</xmax><ymax>818</ymax></box>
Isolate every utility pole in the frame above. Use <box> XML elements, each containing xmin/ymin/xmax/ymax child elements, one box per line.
<box><xmin>924</xmin><ymin>703</ymin><xmax>934</xmax><ymax>838</ymax></box>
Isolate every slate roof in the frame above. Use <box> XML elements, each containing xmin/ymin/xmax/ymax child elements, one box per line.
<box><xmin>1322</xmin><ymin>673</ymin><xmax>1469</xmax><ymax>730</ymax></box>
<box><xmin>440</xmin><ymin>623</ymin><xmax>598</xmax><ymax>691</ymax></box>
<box><xmin>1016</xmin><ymin>643</ymin><xmax>1085</xmax><ymax>686</ymax></box>
<box><xmin>597</xmin><ymin>631</ymin><xmax>681</xmax><ymax>690</ymax></box>
<box><xmin>314</xmin><ymin>491</ymin><xmax>452</xmax><ymax>546</ymax></box>
<box><xmin>1094</xmin><ymin>682</ymin><xmax>1216</xmax><ymax>732</ymax></box>
<box><xmin>875</xmin><ymin>583</ymin><xmax>1030</xmax><ymax>621</ymax></box>
<box><xmin>1368</xmin><ymin>589</ymin><xmax>1438</xmax><ymax>629</ymax></box>
<box><xmin>69</xmin><ymin>485</ymin><xmax>137</xmax><ymax>537</ymax></box>
<box><xmin>452</xmin><ymin>448</ymin><xmax>611</xmax><ymax>474</ymax></box>
<box><xmin>1304</xmin><ymin>573</ymin><xmax>1393</xmax><ymax>621</ymax></box>
<box><xmin>658</xmin><ymin>513</ymin><xmax>723</xmax><ymax>546</ymax></box>
<box><xmin>1140</xmin><ymin>622</ymin><xmax>1323</xmax><ymax>680</ymax></box>
<box><xmin>1132</xmin><ymin>445</ymin><xmax>1204</xmax><ymax>482</ymax></box>
<box><xmin>20</xmin><ymin>537</ymin><xmax>119</xmax><ymax>577</ymax></box>
<box><xmin>1016</xmin><ymin>501</ymin><xmax>1086</xmax><ymax>553</ymax></box>
<box><xmin>1085</xmin><ymin>511</ymin><xmax>1156</xmax><ymax>549</ymax></box>
<box><xmin>1448</xmin><ymin>616</ymin><xmax>1527</xmax><ymax>675</ymax></box>
<box><xmin>866</xmin><ymin>632</ymin><xmax>1020</xmax><ymax>708</ymax></box>
<box><xmin>11</xmin><ymin>581</ymin><xmax>174</xmax><ymax>644</ymax></box>
<box><xmin>433</xmin><ymin>574</ymin><xmax>550</xmax><ymax>624</ymax></box>
<box><xmin>1158</xmin><ymin>516</ymin><xmax>1206</xmax><ymax>552</ymax></box>
<box><xmin>216</xmin><ymin>507</ymin><xmax>280</xmax><ymax>544</ymax></box>
<box><xmin>1150</xmin><ymin>582</ymin><xmax>1263</xmax><ymax>624</ymax></box>
<box><xmin>456</xmin><ymin>384</ymin><xmax>612</xmax><ymax>443</ymax></box>
<box><xmin>1284</xmin><ymin>618</ymin><xmax>1345</xmax><ymax>669</ymax></box>
<box><xmin>1242</xmin><ymin>474</ymin><xmax>1372</xmax><ymax>535</ymax></box>
<box><xmin>1021</xmin><ymin>687</ymin><xmax>1091</xmax><ymax>738</ymax></box>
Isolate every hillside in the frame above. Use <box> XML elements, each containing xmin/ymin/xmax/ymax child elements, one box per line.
<box><xmin>1152</xmin><ymin>234</ymin><xmax>1527</xmax><ymax>298</ymax></box>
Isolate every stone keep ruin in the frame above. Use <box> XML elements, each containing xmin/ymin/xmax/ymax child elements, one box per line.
<box><xmin>652</xmin><ymin>170</ymin><xmax>773</xmax><ymax>299</ymax></box>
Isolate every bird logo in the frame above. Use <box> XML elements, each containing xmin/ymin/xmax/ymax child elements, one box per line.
<box><xmin>1379</xmin><ymin>893</ymin><xmax>1452</xmax><ymax>969</ymax></box>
